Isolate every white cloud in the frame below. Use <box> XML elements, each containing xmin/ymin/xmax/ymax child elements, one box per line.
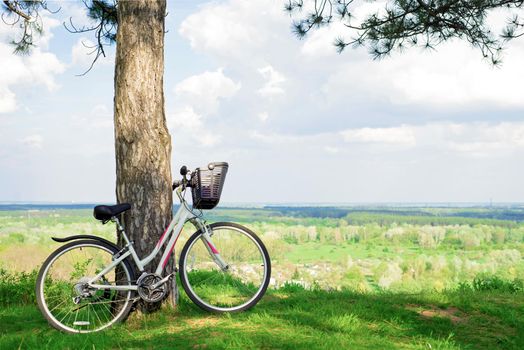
<box><xmin>249</xmin><ymin>122</ymin><xmax>524</xmax><ymax>158</ymax></box>
<box><xmin>0</xmin><ymin>13</ymin><xmax>64</xmax><ymax>114</ymax></box>
<box><xmin>179</xmin><ymin>0</ymin><xmax>288</xmax><ymax>62</ymax></box>
<box><xmin>70</xmin><ymin>37</ymin><xmax>114</xmax><ymax>70</ymax></box>
<box><xmin>304</xmin><ymin>13</ymin><xmax>524</xmax><ymax>109</ymax></box>
<box><xmin>249</xmin><ymin>130</ymin><xmax>338</xmax><ymax>150</ymax></box>
<box><xmin>184</xmin><ymin>0</ymin><xmax>515</xmax><ymax>110</ymax></box>
<box><xmin>341</xmin><ymin>125</ymin><xmax>417</xmax><ymax>146</ymax></box>
<box><xmin>257</xmin><ymin>65</ymin><xmax>286</xmax><ymax>97</ymax></box>
<box><xmin>386</xmin><ymin>43</ymin><xmax>524</xmax><ymax>107</ymax></box>
<box><xmin>21</xmin><ymin>134</ymin><xmax>43</xmax><ymax>149</ymax></box>
<box><xmin>258</xmin><ymin>112</ymin><xmax>269</xmax><ymax>122</ymax></box>
<box><xmin>0</xmin><ymin>86</ymin><xmax>17</xmax><ymax>114</ymax></box>
<box><xmin>71</xmin><ymin>104</ymin><xmax>113</xmax><ymax>129</ymax></box>
<box><xmin>168</xmin><ymin>106</ymin><xmax>221</xmax><ymax>147</ymax></box>
<box><xmin>71</xmin><ymin>38</ymin><xmax>96</xmax><ymax>66</ymax></box>
<box><xmin>169</xmin><ymin>69</ymin><xmax>241</xmax><ymax>147</ymax></box>
<box><xmin>301</xmin><ymin>21</ymin><xmax>356</xmax><ymax>58</ymax></box>
<box><xmin>0</xmin><ymin>44</ymin><xmax>64</xmax><ymax>113</ymax></box>
<box><xmin>442</xmin><ymin>122</ymin><xmax>524</xmax><ymax>157</ymax></box>
<box><xmin>57</xmin><ymin>0</ymin><xmax>98</xmax><ymax>29</ymax></box>
<box><xmin>199</xmin><ymin>133</ymin><xmax>222</xmax><ymax>147</ymax></box>
<box><xmin>25</xmin><ymin>51</ymin><xmax>64</xmax><ymax>91</ymax></box>
<box><xmin>0</xmin><ymin>11</ymin><xmax>60</xmax><ymax>48</ymax></box>
<box><xmin>324</xmin><ymin>146</ymin><xmax>340</xmax><ymax>154</ymax></box>
<box><xmin>174</xmin><ymin>68</ymin><xmax>241</xmax><ymax>114</ymax></box>
<box><xmin>249</xmin><ymin>130</ymin><xmax>307</xmax><ymax>144</ymax></box>
<box><xmin>339</xmin><ymin>122</ymin><xmax>524</xmax><ymax>157</ymax></box>
<box><xmin>316</xmin><ymin>37</ymin><xmax>524</xmax><ymax>109</ymax></box>
<box><xmin>169</xmin><ymin>106</ymin><xmax>203</xmax><ymax>131</ymax></box>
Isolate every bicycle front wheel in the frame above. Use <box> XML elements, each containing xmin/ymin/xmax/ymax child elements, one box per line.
<box><xmin>179</xmin><ymin>222</ymin><xmax>271</xmax><ymax>312</ymax></box>
<box><xmin>36</xmin><ymin>240</ymin><xmax>135</xmax><ymax>333</ymax></box>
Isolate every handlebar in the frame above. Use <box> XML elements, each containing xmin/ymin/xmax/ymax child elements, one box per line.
<box><xmin>172</xmin><ymin>179</ymin><xmax>193</xmax><ymax>190</ymax></box>
<box><xmin>172</xmin><ymin>165</ymin><xmax>192</xmax><ymax>190</ymax></box>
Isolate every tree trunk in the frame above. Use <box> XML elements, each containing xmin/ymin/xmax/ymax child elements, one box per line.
<box><xmin>113</xmin><ymin>0</ymin><xmax>173</xmax><ymax>310</ymax></box>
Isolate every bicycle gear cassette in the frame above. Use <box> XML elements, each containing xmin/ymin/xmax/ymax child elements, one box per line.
<box><xmin>137</xmin><ymin>273</ymin><xmax>168</xmax><ymax>303</ymax></box>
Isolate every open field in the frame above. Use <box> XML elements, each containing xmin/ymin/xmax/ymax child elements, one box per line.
<box><xmin>1</xmin><ymin>205</ymin><xmax>523</xmax><ymax>290</ymax></box>
<box><xmin>0</xmin><ymin>205</ymin><xmax>523</xmax><ymax>349</ymax></box>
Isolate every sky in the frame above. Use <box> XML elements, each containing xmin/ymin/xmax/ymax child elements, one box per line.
<box><xmin>0</xmin><ymin>0</ymin><xmax>523</xmax><ymax>204</ymax></box>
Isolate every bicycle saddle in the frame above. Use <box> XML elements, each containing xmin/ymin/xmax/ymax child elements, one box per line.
<box><xmin>93</xmin><ymin>203</ymin><xmax>131</xmax><ymax>221</ymax></box>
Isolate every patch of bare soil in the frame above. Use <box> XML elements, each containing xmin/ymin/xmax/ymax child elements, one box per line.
<box><xmin>406</xmin><ymin>304</ymin><xmax>466</xmax><ymax>324</ymax></box>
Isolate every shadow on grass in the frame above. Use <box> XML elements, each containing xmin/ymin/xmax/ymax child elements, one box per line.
<box><xmin>111</xmin><ymin>288</ymin><xmax>524</xmax><ymax>349</ymax></box>
<box><xmin>1</xmin><ymin>288</ymin><xmax>523</xmax><ymax>350</ymax></box>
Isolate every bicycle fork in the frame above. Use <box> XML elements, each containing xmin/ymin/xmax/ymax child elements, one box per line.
<box><xmin>190</xmin><ymin>219</ymin><xmax>229</xmax><ymax>271</ymax></box>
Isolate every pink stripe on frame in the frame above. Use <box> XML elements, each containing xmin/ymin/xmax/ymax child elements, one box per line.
<box><xmin>156</xmin><ymin>226</ymin><xmax>169</xmax><ymax>248</ymax></box>
<box><xmin>162</xmin><ymin>235</ymin><xmax>179</xmax><ymax>268</ymax></box>
<box><xmin>207</xmin><ymin>241</ymin><xmax>219</xmax><ymax>254</ymax></box>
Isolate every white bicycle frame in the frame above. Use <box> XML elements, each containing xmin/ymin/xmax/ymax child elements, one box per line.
<box><xmin>87</xmin><ymin>186</ymin><xmax>228</xmax><ymax>292</ymax></box>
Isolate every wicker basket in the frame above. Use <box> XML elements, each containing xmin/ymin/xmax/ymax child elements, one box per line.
<box><xmin>191</xmin><ymin>162</ymin><xmax>228</xmax><ymax>209</ymax></box>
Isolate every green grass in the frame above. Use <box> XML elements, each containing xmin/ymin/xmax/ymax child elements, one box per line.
<box><xmin>1</xmin><ymin>285</ymin><xmax>522</xmax><ymax>349</ymax></box>
<box><xmin>2</xmin><ymin>268</ymin><xmax>522</xmax><ymax>349</ymax></box>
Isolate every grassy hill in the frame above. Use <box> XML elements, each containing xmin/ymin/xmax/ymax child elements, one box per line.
<box><xmin>1</xmin><ymin>271</ymin><xmax>523</xmax><ymax>349</ymax></box>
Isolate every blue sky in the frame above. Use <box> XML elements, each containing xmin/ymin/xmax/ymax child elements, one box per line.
<box><xmin>1</xmin><ymin>0</ymin><xmax>523</xmax><ymax>204</ymax></box>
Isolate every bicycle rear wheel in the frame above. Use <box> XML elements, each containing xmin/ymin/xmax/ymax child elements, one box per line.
<box><xmin>179</xmin><ymin>222</ymin><xmax>271</xmax><ymax>312</ymax></box>
<box><xmin>36</xmin><ymin>240</ymin><xmax>135</xmax><ymax>333</ymax></box>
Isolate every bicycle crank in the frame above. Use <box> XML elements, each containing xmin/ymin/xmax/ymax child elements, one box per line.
<box><xmin>137</xmin><ymin>273</ymin><xmax>169</xmax><ymax>303</ymax></box>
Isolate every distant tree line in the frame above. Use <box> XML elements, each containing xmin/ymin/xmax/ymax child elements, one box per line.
<box><xmin>262</xmin><ymin>206</ymin><xmax>524</xmax><ymax>225</ymax></box>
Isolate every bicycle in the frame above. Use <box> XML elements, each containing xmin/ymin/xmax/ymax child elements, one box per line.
<box><xmin>35</xmin><ymin>162</ymin><xmax>271</xmax><ymax>333</ymax></box>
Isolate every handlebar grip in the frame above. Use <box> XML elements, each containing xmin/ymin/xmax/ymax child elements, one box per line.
<box><xmin>172</xmin><ymin>179</ymin><xmax>192</xmax><ymax>191</ymax></box>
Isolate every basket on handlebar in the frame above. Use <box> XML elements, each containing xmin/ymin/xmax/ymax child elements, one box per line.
<box><xmin>191</xmin><ymin>162</ymin><xmax>229</xmax><ymax>210</ymax></box>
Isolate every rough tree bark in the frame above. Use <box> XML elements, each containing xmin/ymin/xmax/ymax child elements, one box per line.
<box><xmin>113</xmin><ymin>0</ymin><xmax>174</xmax><ymax>310</ymax></box>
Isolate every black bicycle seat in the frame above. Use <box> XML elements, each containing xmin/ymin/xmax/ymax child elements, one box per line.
<box><xmin>93</xmin><ymin>203</ymin><xmax>131</xmax><ymax>221</ymax></box>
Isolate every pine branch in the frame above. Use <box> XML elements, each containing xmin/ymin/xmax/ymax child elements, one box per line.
<box><xmin>288</xmin><ymin>0</ymin><xmax>524</xmax><ymax>64</ymax></box>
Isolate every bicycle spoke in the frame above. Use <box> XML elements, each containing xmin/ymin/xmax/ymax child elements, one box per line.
<box><xmin>73</xmin><ymin>307</ymin><xmax>79</xmax><ymax>326</ymax></box>
<box><xmin>98</xmin><ymin>302</ymin><xmax>113</xmax><ymax>326</ymax></box>
<box><xmin>188</xmin><ymin>269</ymin><xmax>222</xmax><ymax>287</ymax></box>
<box><xmin>49</xmin><ymin>298</ymin><xmax>69</xmax><ymax>313</ymax></box>
<box><xmin>59</xmin><ymin>306</ymin><xmax>75</xmax><ymax>325</ymax></box>
<box><xmin>90</xmin><ymin>303</ymin><xmax>104</xmax><ymax>329</ymax></box>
